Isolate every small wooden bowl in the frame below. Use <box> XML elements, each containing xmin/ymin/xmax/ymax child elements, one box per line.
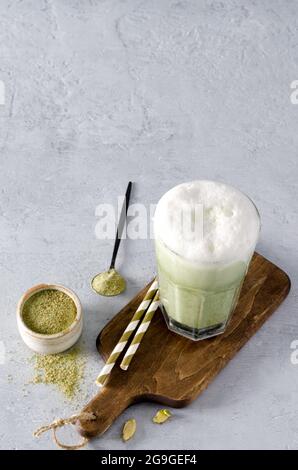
<box><xmin>17</xmin><ymin>284</ymin><xmax>83</xmax><ymax>354</ymax></box>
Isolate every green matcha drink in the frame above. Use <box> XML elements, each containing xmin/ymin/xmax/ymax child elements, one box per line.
<box><xmin>154</xmin><ymin>181</ymin><xmax>260</xmax><ymax>340</ymax></box>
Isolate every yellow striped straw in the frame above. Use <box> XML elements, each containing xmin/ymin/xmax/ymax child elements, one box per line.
<box><xmin>95</xmin><ymin>279</ymin><xmax>158</xmax><ymax>387</ymax></box>
<box><xmin>120</xmin><ymin>290</ymin><xmax>160</xmax><ymax>371</ymax></box>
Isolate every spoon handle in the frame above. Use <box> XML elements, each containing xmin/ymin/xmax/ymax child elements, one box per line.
<box><xmin>109</xmin><ymin>181</ymin><xmax>133</xmax><ymax>270</ymax></box>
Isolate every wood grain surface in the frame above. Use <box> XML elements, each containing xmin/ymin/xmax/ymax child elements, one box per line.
<box><xmin>78</xmin><ymin>253</ymin><xmax>291</xmax><ymax>438</ymax></box>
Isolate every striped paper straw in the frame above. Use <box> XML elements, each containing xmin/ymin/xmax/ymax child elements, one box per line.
<box><xmin>120</xmin><ymin>290</ymin><xmax>160</xmax><ymax>371</ymax></box>
<box><xmin>95</xmin><ymin>279</ymin><xmax>158</xmax><ymax>387</ymax></box>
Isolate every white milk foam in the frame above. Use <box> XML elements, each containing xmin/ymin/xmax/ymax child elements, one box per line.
<box><xmin>154</xmin><ymin>181</ymin><xmax>260</xmax><ymax>264</ymax></box>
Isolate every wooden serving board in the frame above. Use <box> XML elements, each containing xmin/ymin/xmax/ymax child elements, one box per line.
<box><xmin>78</xmin><ymin>253</ymin><xmax>290</xmax><ymax>438</ymax></box>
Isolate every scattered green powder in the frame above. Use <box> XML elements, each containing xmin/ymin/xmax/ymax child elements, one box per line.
<box><xmin>22</xmin><ymin>289</ymin><xmax>77</xmax><ymax>335</ymax></box>
<box><xmin>33</xmin><ymin>347</ymin><xmax>85</xmax><ymax>399</ymax></box>
<box><xmin>92</xmin><ymin>268</ymin><xmax>126</xmax><ymax>296</ymax></box>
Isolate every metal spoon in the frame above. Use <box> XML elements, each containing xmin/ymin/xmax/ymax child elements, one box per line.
<box><xmin>91</xmin><ymin>182</ymin><xmax>133</xmax><ymax>296</ymax></box>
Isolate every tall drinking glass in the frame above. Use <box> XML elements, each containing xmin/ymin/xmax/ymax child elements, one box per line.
<box><xmin>154</xmin><ymin>181</ymin><xmax>260</xmax><ymax>341</ymax></box>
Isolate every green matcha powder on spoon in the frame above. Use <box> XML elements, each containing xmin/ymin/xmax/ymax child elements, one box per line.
<box><xmin>91</xmin><ymin>182</ymin><xmax>132</xmax><ymax>296</ymax></box>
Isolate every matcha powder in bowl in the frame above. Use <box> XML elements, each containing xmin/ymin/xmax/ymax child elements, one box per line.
<box><xmin>22</xmin><ymin>289</ymin><xmax>77</xmax><ymax>335</ymax></box>
<box><xmin>17</xmin><ymin>284</ymin><xmax>83</xmax><ymax>354</ymax></box>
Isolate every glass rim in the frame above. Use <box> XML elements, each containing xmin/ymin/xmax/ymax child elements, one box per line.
<box><xmin>154</xmin><ymin>181</ymin><xmax>261</xmax><ymax>267</ymax></box>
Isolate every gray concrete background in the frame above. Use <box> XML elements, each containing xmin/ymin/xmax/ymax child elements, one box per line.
<box><xmin>0</xmin><ymin>0</ymin><xmax>297</xmax><ymax>450</ymax></box>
